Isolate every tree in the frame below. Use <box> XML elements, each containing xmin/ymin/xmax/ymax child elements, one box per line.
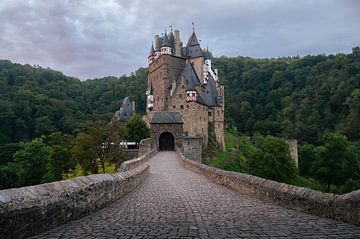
<box><xmin>11</xmin><ymin>138</ymin><xmax>49</xmax><ymax>186</ymax></box>
<box><xmin>298</xmin><ymin>144</ymin><xmax>321</xmax><ymax>177</ymax></box>
<box><xmin>71</xmin><ymin>121</ymin><xmax>127</xmax><ymax>174</ymax></box>
<box><xmin>44</xmin><ymin>132</ymin><xmax>74</xmax><ymax>181</ymax></box>
<box><xmin>248</xmin><ymin>135</ymin><xmax>297</xmax><ymax>183</ymax></box>
<box><xmin>125</xmin><ymin>114</ymin><xmax>150</xmax><ymax>145</ymax></box>
<box><xmin>312</xmin><ymin>133</ymin><xmax>357</xmax><ymax>191</ymax></box>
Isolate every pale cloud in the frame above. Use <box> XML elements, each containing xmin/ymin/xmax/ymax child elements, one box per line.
<box><xmin>0</xmin><ymin>0</ymin><xmax>359</xmax><ymax>79</ymax></box>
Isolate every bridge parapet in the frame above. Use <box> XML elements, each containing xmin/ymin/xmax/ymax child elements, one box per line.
<box><xmin>177</xmin><ymin>151</ymin><xmax>360</xmax><ymax>226</ymax></box>
<box><xmin>119</xmin><ymin>149</ymin><xmax>157</xmax><ymax>172</ymax></box>
<box><xmin>0</xmin><ymin>155</ymin><xmax>151</xmax><ymax>238</ymax></box>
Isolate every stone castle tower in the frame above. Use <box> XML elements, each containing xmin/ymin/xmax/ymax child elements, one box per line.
<box><xmin>144</xmin><ymin>28</ymin><xmax>225</xmax><ymax>155</ymax></box>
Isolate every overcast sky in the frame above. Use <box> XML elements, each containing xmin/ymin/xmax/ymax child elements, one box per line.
<box><xmin>0</xmin><ymin>0</ymin><xmax>359</xmax><ymax>80</ymax></box>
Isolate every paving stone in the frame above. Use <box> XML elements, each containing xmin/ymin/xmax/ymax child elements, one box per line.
<box><xmin>31</xmin><ymin>152</ymin><xmax>360</xmax><ymax>238</ymax></box>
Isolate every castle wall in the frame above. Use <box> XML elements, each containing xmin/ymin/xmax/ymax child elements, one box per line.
<box><xmin>183</xmin><ymin>136</ymin><xmax>202</xmax><ymax>162</ymax></box>
<box><xmin>169</xmin><ymin>78</ymin><xmax>208</xmax><ymax>145</ymax></box>
<box><xmin>148</xmin><ymin>55</ymin><xmax>185</xmax><ymax>112</ymax></box>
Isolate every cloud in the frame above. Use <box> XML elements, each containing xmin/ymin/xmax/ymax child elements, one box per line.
<box><xmin>0</xmin><ymin>0</ymin><xmax>359</xmax><ymax>79</ymax></box>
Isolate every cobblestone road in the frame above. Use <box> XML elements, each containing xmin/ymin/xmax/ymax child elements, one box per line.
<box><xmin>32</xmin><ymin>152</ymin><xmax>360</xmax><ymax>238</ymax></box>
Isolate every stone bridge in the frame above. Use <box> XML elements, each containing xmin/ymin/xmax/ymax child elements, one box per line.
<box><xmin>1</xmin><ymin>151</ymin><xmax>360</xmax><ymax>238</ymax></box>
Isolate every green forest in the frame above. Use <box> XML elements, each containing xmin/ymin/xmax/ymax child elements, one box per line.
<box><xmin>0</xmin><ymin>47</ymin><xmax>359</xmax><ymax>192</ymax></box>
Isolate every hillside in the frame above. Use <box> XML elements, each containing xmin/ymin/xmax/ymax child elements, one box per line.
<box><xmin>1</xmin><ymin>47</ymin><xmax>359</xmax><ymax>148</ymax></box>
<box><xmin>0</xmin><ymin>60</ymin><xmax>147</xmax><ymax>146</ymax></box>
<box><xmin>215</xmin><ymin>47</ymin><xmax>360</xmax><ymax>144</ymax></box>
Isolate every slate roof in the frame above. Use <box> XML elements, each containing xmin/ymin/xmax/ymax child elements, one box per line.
<box><xmin>186</xmin><ymin>32</ymin><xmax>204</xmax><ymax>58</ymax></box>
<box><xmin>150</xmin><ymin>111</ymin><xmax>183</xmax><ymax>124</ymax></box>
<box><xmin>149</xmin><ymin>44</ymin><xmax>155</xmax><ymax>56</ymax></box>
<box><xmin>177</xmin><ymin>63</ymin><xmax>201</xmax><ymax>90</ymax></box>
<box><xmin>113</xmin><ymin>97</ymin><xmax>133</xmax><ymax>122</ymax></box>
<box><xmin>204</xmin><ymin>78</ymin><xmax>221</xmax><ymax>107</ymax></box>
<box><xmin>162</xmin><ymin>32</ymin><xmax>170</xmax><ymax>47</ymax></box>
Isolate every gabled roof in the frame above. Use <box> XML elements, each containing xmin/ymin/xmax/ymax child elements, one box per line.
<box><xmin>177</xmin><ymin>63</ymin><xmax>201</xmax><ymax>91</ymax></box>
<box><xmin>150</xmin><ymin>111</ymin><xmax>183</xmax><ymax>124</ymax></box>
<box><xmin>113</xmin><ymin>97</ymin><xmax>133</xmax><ymax>122</ymax></box>
<box><xmin>204</xmin><ymin>78</ymin><xmax>221</xmax><ymax>107</ymax></box>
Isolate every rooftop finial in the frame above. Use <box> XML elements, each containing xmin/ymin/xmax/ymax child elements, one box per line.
<box><xmin>169</xmin><ymin>25</ymin><xmax>173</xmax><ymax>32</ymax></box>
<box><xmin>192</xmin><ymin>22</ymin><xmax>195</xmax><ymax>33</ymax></box>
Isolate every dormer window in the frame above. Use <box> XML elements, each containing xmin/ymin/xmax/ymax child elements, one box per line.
<box><xmin>186</xmin><ymin>90</ymin><xmax>197</xmax><ymax>102</ymax></box>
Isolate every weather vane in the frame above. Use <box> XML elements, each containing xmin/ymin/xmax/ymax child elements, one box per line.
<box><xmin>192</xmin><ymin>22</ymin><xmax>195</xmax><ymax>32</ymax></box>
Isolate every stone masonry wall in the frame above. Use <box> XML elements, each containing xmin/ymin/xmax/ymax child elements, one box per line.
<box><xmin>177</xmin><ymin>152</ymin><xmax>360</xmax><ymax>226</ymax></box>
<box><xmin>138</xmin><ymin>137</ymin><xmax>153</xmax><ymax>156</ymax></box>
<box><xmin>119</xmin><ymin>149</ymin><xmax>156</xmax><ymax>172</ymax></box>
<box><xmin>151</xmin><ymin>123</ymin><xmax>183</xmax><ymax>151</ymax></box>
<box><xmin>148</xmin><ymin>54</ymin><xmax>185</xmax><ymax>111</ymax></box>
<box><xmin>169</xmin><ymin>77</ymin><xmax>209</xmax><ymax>146</ymax></box>
<box><xmin>0</xmin><ymin>158</ymin><xmax>151</xmax><ymax>238</ymax></box>
<box><xmin>183</xmin><ymin>136</ymin><xmax>202</xmax><ymax>162</ymax></box>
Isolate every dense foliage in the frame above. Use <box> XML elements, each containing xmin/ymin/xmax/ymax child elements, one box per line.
<box><xmin>211</xmin><ymin>131</ymin><xmax>359</xmax><ymax>193</ymax></box>
<box><xmin>216</xmin><ymin>47</ymin><xmax>360</xmax><ymax>144</ymax></box>
<box><xmin>0</xmin><ymin>60</ymin><xmax>150</xmax><ymax>189</ymax></box>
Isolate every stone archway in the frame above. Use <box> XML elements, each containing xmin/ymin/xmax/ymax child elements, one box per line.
<box><xmin>159</xmin><ymin>132</ymin><xmax>175</xmax><ymax>151</ymax></box>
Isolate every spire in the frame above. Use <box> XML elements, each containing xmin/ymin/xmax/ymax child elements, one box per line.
<box><xmin>149</xmin><ymin>43</ymin><xmax>155</xmax><ymax>56</ymax></box>
<box><xmin>162</xmin><ymin>30</ymin><xmax>170</xmax><ymax>47</ymax></box>
<box><xmin>186</xmin><ymin>31</ymin><xmax>200</xmax><ymax>47</ymax></box>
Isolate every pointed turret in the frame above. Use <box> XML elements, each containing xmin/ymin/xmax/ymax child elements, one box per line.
<box><xmin>161</xmin><ymin>30</ymin><xmax>171</xmax><ymax>55</ymax></box>
<box><xmin>186</xmin><ymin>31</ymin><xmax>204</xmax><ymax>58</ymax></box>
<box><xmin>149</xmin><ymin>44</ymin><xmax>155</xmax><ymax>56</ymax></box>
<box><xmin>148</xmin><ymin>43</ymin><xmax>155</xmax><ymax>65</ymax></box>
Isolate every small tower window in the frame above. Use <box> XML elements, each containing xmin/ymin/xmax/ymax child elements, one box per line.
<box><xmin>181</xmin><ymin>105</ymin><xmax>184</xmax><ymax>109</ymax></box>
<box><xmin>173</xmin><ymin>105</ymin><xmax>176</xmax><ymax>109</ymax></box>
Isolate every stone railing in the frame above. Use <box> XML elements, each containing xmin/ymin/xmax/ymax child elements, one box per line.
<box><xmin>118</xmin><ymin>149</ymin><xmax>156</xmax><ymax>172</ymax></box>
<box><xmin>0</xmin><ymin>161</ymin><xmax>151</xmax><ymax>238</ymax></box>
<box><xmin>177</xmin><ymin>152</ymin><xmax>360</xmax><ymax>226</ymax></box>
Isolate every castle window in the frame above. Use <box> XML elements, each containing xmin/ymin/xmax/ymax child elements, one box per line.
<box><xmin>209</xmin><ymin>112</ymin><xmax>212</xmax><ymax>116</ymax></box>
<box><xmin>182</xmin><ymin>85</ymin><xmax>185</xmax><ymax>89</ymax></box>
<box><xmin>202</xmin><ymin>128</ymin><xmax>204</xmax><ymax>132</ymax></box>
<box><xmin>218</xmin><ymin>110</ymin><xmax>220</xmax><ymax>116</ymax></box>
<box><xmin>173</xmin><ymin>105</ymin><xmax>176</xmax><ymax>109</ymax></box>
<box><xmin>179</xmin><ymin>94</ymin><xmax>182</xmax><ymax>99</ymax></box>
<box><xmin>187</xmin><ymin>141</ymin><xmax>189</xmax><ymax>146</ymax></box>
<box><xmin>181</xmin><ymin>105</ymin><xmax>184</xmax><ymax>109</ymax></box>
<box><xmin>187</xmin><ymin>105</ymin><xmax>189</xmax><ymax>109</ymax></box>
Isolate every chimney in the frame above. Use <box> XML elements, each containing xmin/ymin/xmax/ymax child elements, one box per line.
<box><xmin>174</xmin><ymin>30</ymin><xmax>182</xmax><ymax>57</ymax></box>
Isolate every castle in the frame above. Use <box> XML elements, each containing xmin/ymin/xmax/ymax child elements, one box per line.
<box><xmin>143</xmin><ymin>28</ymin><xmax>225</xmax><ymax>160</ymax></box>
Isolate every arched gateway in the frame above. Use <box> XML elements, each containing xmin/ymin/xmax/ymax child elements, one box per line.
<box><xmin>159</xmin><ymin>132</ymin><xmax>175</xmax><ymax>151</ymax></box>
<box><xmin>149</xmin><ymin>111</ymin><xmax>184</xmax><ymax>152</ymax></box>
